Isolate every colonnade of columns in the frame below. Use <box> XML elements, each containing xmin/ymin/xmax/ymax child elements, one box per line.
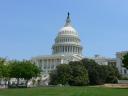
<box><xmin>55</xmin><ymin>37</ymin><xmax>80</xmax><ymax>43</ymax></box>
<box><xmin>53</xmin><ymin>45</ymin><xmax>82</xmax><ymax>54</ymax></box>
<box><xmin>38</xmin><ymin>59</ymin><xmax>61</xmax><ymax>73</ymax></box>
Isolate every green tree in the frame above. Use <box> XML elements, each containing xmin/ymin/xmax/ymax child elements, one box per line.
<box><xmin>21</xmin><ymin>60</ymin><xmax>41</xmax><ymax>86</ymax></box>
<box><xmin>49</xmin><ymin>70</ymin><xmax>58</xmax><ymax>85</ymax></box>
<box><xmin>56</xmin><ymin>64</ymin><xmax>70</xmax><ymax>85</ymax></box>
<box><xmin>0</xmin><ymin>59</ymin><xmax>4</xmax><ymax>85</ymax></box>
<box><xmin>50</xmin><ymin>64</ymin><xmax>70</xmax><ymax>85</ymax></box>
<box><xmin>81</xmin><ymin>58</ymin><xmax>102</xmax><ymax>85</ymax></box>
<box><xmin>50</xmin><ymin>62</ymin><xmax>89</xmax><ymax>86</ymax></box>
<box><xmin>9</xmin><ymin>60</ymin><xmax>41</xmax><ymax>86</ymax></box>
<box><xmin>68</xmin><ymin>61</ymin><xmax>89</xmax><ymax>86</ymax></box>
<box><xmin>0</xmin><ymin>58</ymin><xmax>9</xmax><ymax>86</ymax></box>
<box><xmin>105</xmin><ymin>65</ymin><xmax>120</xmax><ymax>83</ymax></box>
<box><xmin>50</xmin><ymin>58</ymin><xmax>120</xmax><ymax>86</ymax></box>
<box><xmin>9</xmin><ymin>60</ymin><xmax>22</xmax><ymax>85</ymax></box>
<box><xmin>122</xmin><ymin>53</ymin><xmax>128</xmax><ymax>69</ymax></box>
<box><xmin>81</xmin><ymin>58</ymin><xmax>120</xmax><ymax>85</ymax></box>
<box><xmin>0</xmin><ymin>58</ymin><xmax>6</xmax><ymax>80</ymax></box>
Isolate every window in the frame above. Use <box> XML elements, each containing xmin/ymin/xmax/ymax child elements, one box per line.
<box><xmin>124</xmin><ymin>69</ymin><xmax>127</xmax><ymax>74</ymax></box>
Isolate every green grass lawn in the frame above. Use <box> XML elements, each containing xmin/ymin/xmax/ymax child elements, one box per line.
<box><xmin>0</xmin><ymin>86</ymin><xmax>128</xmax><ymax>96</ymax></box>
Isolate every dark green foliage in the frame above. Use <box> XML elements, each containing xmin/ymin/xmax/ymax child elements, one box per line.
<box><xmin>0</xmin><ymin>58</ymin><xmax>9</xmax><ymax>85</ymax></box>
<box><xmin>8</xmin><ymin>60</ymin><xmax>41</xmax><ymax>86</ymax></box>
<box><xmin>0</xmin><ymin>58</ymin><xmax>41</xmax><ymax>87</ymax></box>
<box><xmin>49</xmin><ymin>70</ymin><xmax>58</xmax><ymax>85</ymax></box>
<box><xmin>105</xmin><ymin>65</ymin><xmax>120</xmax><ymax>83</ymax></box>
<box><xmin>0</xmin><ymin>58</ymin><xmax>6</xmax><ymax>78</ymax></box>
<box><xmin>50</xmin><ymin>64</ymin><xmax>70</xmax><ymax>85</ymax></box>
<box><xmin>68</xmin><ymin>61</ymin><xmax>88</xmax><ymax>86</ymax></box>
<box><xmin>122</xmin><ymin>53</ymin><xmax>128</xmax><ymax>69</ymax></box>
<box><xmin>50</xmin><ymin>58</ymin><xmax>120</xmax><ymax>86</ymax></box>
<box><xmin>56</xmin><ymin>64</ymin><xmax>70</xmax><ymax>85</ymax></box>
<box><xmin>81</xmin><ymin>58</ymin><xmax>120</xmax><ymax>85</ymax></box>
<box><xmin>50</xmin><ymin>62</ymin><xmax>89</xmax><ymax>86</ymax></box>
<box><xmin>81</xmin><ymin>58</ymin><xmax>103</xmax><ymax>85</ymax></box>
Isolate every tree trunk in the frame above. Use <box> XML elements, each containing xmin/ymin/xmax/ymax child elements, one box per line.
<box><xmin>25</xmin><ymin>79</ymin><xmax>29</xmax><ymax>88</ymax></box>
<box><xmin>8</xmin><ymin>78</ymin><xmax>11</xmax><ymax>88</ymax></box>
<box><xmin>17</xmin><ymin>78</ymin><xmax>20</xmax><ymax>86</ymax></box>
<box><xmin>4</xmin><ymin>78</ymin><xmax>6</xmax><ymax>88</ymax></box>
<box><xmin>0</xmin><ymin>78</ymin><xmax>1</xmax><ymax>85</ymax></box>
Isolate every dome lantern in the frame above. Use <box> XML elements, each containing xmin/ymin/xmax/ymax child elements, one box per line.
<box><xmin>64</xmin><ymin>12</ymin><xmax>72</xmax><ymax>27</ymax></box>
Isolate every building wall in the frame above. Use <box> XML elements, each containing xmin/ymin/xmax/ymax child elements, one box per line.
<box><xmin>32</xmin><ymin>54</ymin><xmax>83</xmax><ymax>74</ymax></box>
<box><xmin>89</xmin><ymin>55</ymin><xmax>116</xmax><ymax>66</ymax></box>
<box><xmin>32</xmin><ymin>56</ymin><xmax>63</xmax><ymax>74</ymax></box>
<box><xmin>116</xmin><ymin>51</ymin><xmax>128</xmax><ymax>77</ymax></box>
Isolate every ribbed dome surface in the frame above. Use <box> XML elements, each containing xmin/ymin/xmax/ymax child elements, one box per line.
<box><xmin>58</xmin><ymin>26</ymin><xmax>78</xmax><ymax>36</ymax></box>
<box><xmin>52</xmin><ymin>13</ymin><xmax>83</xmax><ymax>55</ymax></box>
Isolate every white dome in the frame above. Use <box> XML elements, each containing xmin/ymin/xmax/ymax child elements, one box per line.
<box><xmin>52</xmin><ymin>13</ymin><xmax>83</xmax><ymax>55</ymax></box>
<box><xmin>58</xmin><ymin>26</ymin><xmax>78</xmax><ymax>36</ymax></box>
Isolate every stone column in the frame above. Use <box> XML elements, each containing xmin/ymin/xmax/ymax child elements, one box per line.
<box><xmin>58</xmin><ymin>46</ymin><xmax>60</xmax><ymax>52</ymax></box>
<box><xmin>46</xmin><ymin>59</ymin><xmax>48</xmax><ymax>74</ymax></box>
<box><xmin>74</xmin><ymin>46</ymin><xmax>76</xmax><ymax>53</ymax></box>
<box><xmin>65</xmin><ymin>46</ymin><xmax>66</xmax><ymax>53</ymax></box>
<box><xmin>69</xmin><ymin>46</ymin><xmax>71</xmax><ymax>53</ymax></box>
<box><xmin>47</xmin><ymin>59</ymin><xmax>48</xmax><ymax>69</ymax></box>
<box><xmin>57</xmin><ymin>46</ymin><xmax>59</xmax><ymax>53</ymax></box>
<box><xmin>48</xmin><ymin>59</ymin><xmax>50</xmax><ymax>70</ymax></box>
<box><xmin>72</xmin><ymin>46</ymin><xmax>74</xmax><ymax>53</ymax></box>
<box><xmin>42</xmin><ymin>60</ymin><xmax>44</xmax><ymax>71</ymax></box>
<box><xmin>56</xmin><ymin>46</ymin><xmax>57</xmax><ymax>53</ymax></box>
<box><xmin>62</xmin><ymin>46</ymin><xmax>63</xmax><ymax>53</ymax></box>
<box><xmin>49</xmin><ymin>59</ymin><xmax>51</xmax><ymax>70</ymax></box>
<box><xmin>61</xmin><ymin>46</ymin><xmax>63</xmax><ymax>53</ymax></box>
<box><xmin>53</xmin><ymin>59</ymin><xmax>55</xmax><ymax>69</ymax></box>
<box><xmin>78</xmin><ymin>48</ymin><xmax>80</xmax><ymax>54</ymax></box>
<box><xmin>75</xmin><ymin>47</ymin><xmax>77</xmax><ymax>53</ymax></box>
<box><xmin>60</xmin><ymin>46</ymin><xmax>61</xmax><ymax>53</ymax></box>
<box><xmin>65</xmin><ymin>46</ymin><xmax>67</xmax><ymax>52</ymax></box>
<box><xmin>63</xmin><ymin>46</ymin><xmax>65</xmax><ymax>52</ymax></box>
<box><xmin>77</xmin><ymin>47</ymin><xmax>78</xmax><ymax>53</ymax></box>
<box><xmin>71</xmin><ymin>46</ymin><xmax>73</xmax><ymax>53</ymax></box>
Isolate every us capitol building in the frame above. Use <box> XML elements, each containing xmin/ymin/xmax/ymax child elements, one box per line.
<box><xmin>32</xmin><ymin>13</ymin><xmax>128</xmax><ymax>80</ymax></box>
<box><xmin>32</xmin><ymin>13</ymin><xmax>83</xmax><ymax>75</ymax></box>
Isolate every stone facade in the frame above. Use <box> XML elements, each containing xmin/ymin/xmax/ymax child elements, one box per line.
<box><xmin>89</xmin><ymin>53</ymin><xmax>128</xmax><ymax>77</ymax></box>
<box><xmin>116</xmin><ymin>51</ymin><xmax>128</xmax><ymax>77</ymax></box>
<box><xmin>89</xmin><ymin>55</ymin><xmax>116</xmax><ymax>66</ymax></box>
<box><xmin>32</xmin><ymin>13</ymin><xmax>128</xmax><ymax>81</ymax></box>
<box><xmin>32</xmin><ymin>13</ymin><xmax>83</xmax><ymax>75</ymax></box>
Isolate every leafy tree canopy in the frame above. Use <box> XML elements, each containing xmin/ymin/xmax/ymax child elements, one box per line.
<box><xmin>122</xmin><ymin>53</ymin><xmax>128</xmax><ymax>69</ymax></box>
<box><xmin>50</xmin><ymin>62</ymin><xmax>89</xmax><ymax>86</ymax></box>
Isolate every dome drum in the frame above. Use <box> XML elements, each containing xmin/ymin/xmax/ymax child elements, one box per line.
<box><xmin>52</xmin><ymin>44</ymin><xmax>82</xmax><ymax>55</ymax></box>
<box><xmin>55</xmin><ymin>36</ymin><xmax>80</xmax><ymax>45</ymax></box>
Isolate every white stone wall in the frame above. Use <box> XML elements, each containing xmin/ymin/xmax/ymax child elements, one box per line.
<box><xmin>89</xmin><ymin>55</ymin><xmax>116</xmax><ymax>66</ymax></box>
<box><xmin>116</xmin><ymin>51</ymin><xmax>128</xmax><ymax>77</ymax></box>
<box><xmin>32</xmin><ymin>54</ymin><xmax>83</xmax><ymax>74</ymax></box>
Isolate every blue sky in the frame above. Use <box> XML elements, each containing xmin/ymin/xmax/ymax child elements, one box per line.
<box><xmin>0</xmin><ymin>0</ymin><xmax>128</xmax><ymax>60</ymax></box>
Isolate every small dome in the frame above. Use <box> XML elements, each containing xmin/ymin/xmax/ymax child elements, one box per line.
<box><xmin>58</xmin><ymin>26</ymin><xmax>78</xmax><ymax>36</ymax></box>
<box><xmin>57</xmin><ymin>12</ymin><xmax>78</xmax><ymax>37</ymax></box>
